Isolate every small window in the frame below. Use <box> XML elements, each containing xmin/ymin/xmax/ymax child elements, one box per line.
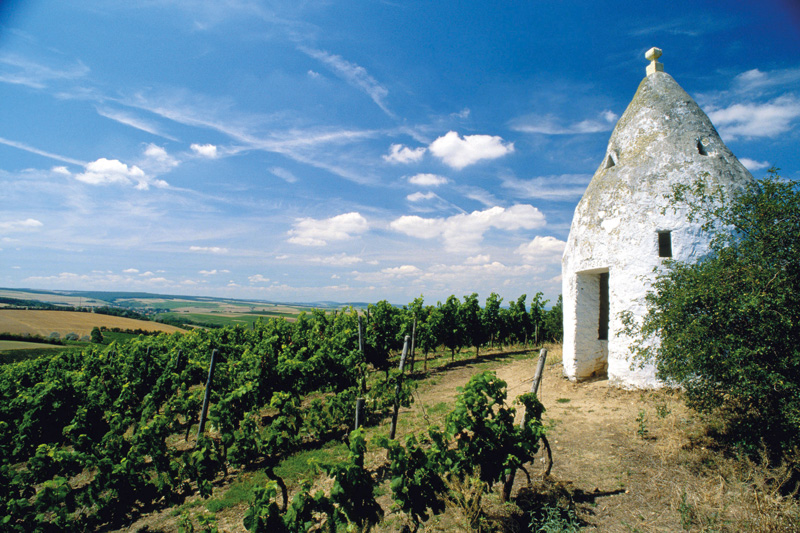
<box><xmin>603</xmin><ymin>153</ymin><xmax>616</xmax><ymax>169</ymax></box>
<box><xmin>658</xmin><ymin>231</ymin><xmax>672</xmax><ymax>258</ymax></box>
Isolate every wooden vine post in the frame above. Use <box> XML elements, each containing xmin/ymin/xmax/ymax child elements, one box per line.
<box><xmin>196</xmin><ymin>349</ymin><xmax>218</xmax><ymax>440</ymax></box>
<box><xmin>355</xmin><ymin>315</ymin><xmax>365</xmax><ymax>428</ymax></box>
<box><xmin>389</xmin><ymin>335</ymin><xmax>410</xmax><ymax>440</ymax></box>
<box><xmin>409</xmin><ymin>317</ymin><xmax>417</xmax><ymax>373</ymax></box>
<box><xmin>501</xmin><ymin>348</ymin><xmax>551</xmax><ymax>501</ymax></box>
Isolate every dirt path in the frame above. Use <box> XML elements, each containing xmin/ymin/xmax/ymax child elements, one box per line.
<box><xmin>410</xmin><ymin>348</ymin><xmax>692</xmax><ymax>531</ymax></box>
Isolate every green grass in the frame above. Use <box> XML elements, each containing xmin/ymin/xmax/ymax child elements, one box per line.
<box><xmin>0</xmin><ymin>340</ymin><xmax>65</xmax><ymax>351</ymax></box>
<box><xmin>0</xmin><ymin>345</ymin><xmax>81</xmax><ymax>364</ymax></box>
<box><xmin>187</xmin><ymin>440</ymin><xmax>351</xmax><ymax>516</ymax></box>
<box><xmin>159</xmin><ymin>312</ymin><xmax>295</xmax><ymax>328</ymax></box>
<box><xmin>99</xmin><ymin>331</ymin><xmax>142</xmax><ymax>344</ymax></box>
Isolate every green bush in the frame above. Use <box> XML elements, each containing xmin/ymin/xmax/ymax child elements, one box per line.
<box><xmin>626</xmin><ymin>170</ymin><xmax>800</xmax><ymax>455</ymax></box>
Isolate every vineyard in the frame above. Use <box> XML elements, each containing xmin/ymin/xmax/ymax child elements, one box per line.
<box><xmin>0</xmin><ymin>293</ymin><xmax>560</xmax><ymax>532</ymax></box>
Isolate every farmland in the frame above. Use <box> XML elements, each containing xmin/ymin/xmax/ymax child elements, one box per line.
<box><xmin>0</xmin><ymin>309</ymin><xmax>185</xmax><ymax>337</ymax></box>
<box><xmin>1</xmin><ymin>290</ymin><xmax>797</xmax><ymax>532</ymax></box>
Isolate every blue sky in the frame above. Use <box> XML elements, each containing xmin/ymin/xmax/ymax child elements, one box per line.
<box><xmin>1</xmin><ymin>1</ymin><xmax>799</xmax><ymax>305</ymax></box>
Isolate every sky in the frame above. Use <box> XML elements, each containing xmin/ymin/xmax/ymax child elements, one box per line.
<box><xmin>1</xmin><ymin>1</ymin><xmax>799</xmax><ymax>306</ymax></box>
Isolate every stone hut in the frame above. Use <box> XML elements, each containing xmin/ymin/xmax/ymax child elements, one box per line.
<box><xmin>561</xmin><ymin>48</ymin><xmax>754</xmax><ymax>388</ymax></box>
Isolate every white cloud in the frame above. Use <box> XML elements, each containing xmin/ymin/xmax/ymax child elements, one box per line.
<box><xmin>288</xmin><ymin>212</ymin><xmax>369</xmax><ymax>246</ymax></box>
<box><xmin>515</xmin><ymin>236</ymin><xmax>566</xmax><ymax>263</ymax></box>
<box><xmin>0</xmin><ymin>136</ymin><xmax>85</xmax><ymax>166</ymax></box>
<box><xmin>74</xmin><ymin>158</ymin><xmax>167</xmax><ymax>190</ymax></box>
<box><xmin>96</xmin><ymin>107</ymin><xmax>176</xmax><ymax>140</ymax></box>
<box><xmin>0</xmin><ymin>218</ymin><xmax>43</xmax><ymax>232</ymax></box>
<box><xmin>390</xmin><ymin>204</ymin><xmax>546</xmax><ymax>252</ymax></box>
<box><xmin>739</xmin><ymin>158</ymin><xmax>771</xmax><ymax>172</ymax></box>
<box><xmin>381</xmin><ymin>265</ymin><xmax>421</xmax><ymax>276</ymax></box>
<box><xmin>190</xmin><ymin>245</ymin><xmax>228</xmax><ymax>254</ymax></box>
<box><xmin>0</xmin><ymin>53</ymin><xmax>89</xmax><ymax>89</ymax></box>
<box><xmin>407</xmin><ymin>192</ymin><xmax>437</xmax><ymax>202</ymax></box>
<box><xmin>465</xmin><ymin>254</ymin><xmax>491</xmax><ymax>265</ymax></box>
<box><xmin>384</xmin><ymin>144</ymin><xmax>426</xmax><ymax>164</ymax></box>
<box><xmin>199</xmin><ymin>269</ymin><xmax>219</xmax><ymax>275</ymax></box>
<box><xmin>301</xmin><ymin>47</ymin><xmax>394</xmax><ymax>117</ymax></box>
<box><xmin>501</xmin><ymin>174</ymin><xmax>591</xmax><ymax>200</ymax></box>
<box><xmin>142</xmin><ymin>144</ymin><xmax>179</xmax><ymax>173</ymax></box>
<box><xmin>408</xmin><ymin>173</ymin><xmax>448</xmax><ymax>186</ymax></box>
<box><xmin>732</xmin><ymin>67</ymin><xmax>800</xmax><ymax>94</ymax></box>
<box><xmin>123</xmin><ymin>268</ymin><xmax>139</xmax><ymax>274</ymax></box>
<box><xmin>51</xmin><ymin>166</ymin><xmax>71</xmax><ymax>176</ymax></box>
<box><xmin>510</xmin><ymin>110</ymin><xmax>618</xmax><ymax>135</ymax></box>
<box><xmin>270</xmin><ymin>167</ymin><xmax>298</xmax><ymax>183</ymax></box>
<box><xmin>707</xmin><ymin>96</ymin><xmax>800</xmax><ymax>139</ymax></box>
<box><xmin>249</xmin><ymin>274</ymin><xmax>270</xmax><ymax>283</ymax></box>
<box><xmin>191</xmin><ymin>143</ymin><xmax>219</xmax><ymax>158</ymax></box>
<box><xmin>309</xmin><ymin>253</ymin><xmax>363</xmax><ymax>266</ymax></box>
<box><xmin>428</xmin><ymin>131</ymin><xmax>514</xmax><ymax>169</ymax></box>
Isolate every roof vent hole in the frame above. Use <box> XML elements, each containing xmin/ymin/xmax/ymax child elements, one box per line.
<box><xmin>697</xmin><ymin>138</ymin><xmax>709</xmax><ymax>156</ymax></box>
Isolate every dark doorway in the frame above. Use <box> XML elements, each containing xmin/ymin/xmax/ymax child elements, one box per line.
<box><xmin>598</xmin><ymin>272</ymin><xmax>609</xmax><ymax>340</ymax></box>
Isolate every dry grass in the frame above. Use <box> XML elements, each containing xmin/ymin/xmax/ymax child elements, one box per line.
<box><xmin>0</xmin><ymin>309</ymin><xmax>184</xmax><ymax>337</ymax></box>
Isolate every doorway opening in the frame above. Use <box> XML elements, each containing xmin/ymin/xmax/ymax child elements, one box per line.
<box><xmin>575</xmin><ymin>267</ymin><xmax>610</xmax><ymax>379</ymax></box>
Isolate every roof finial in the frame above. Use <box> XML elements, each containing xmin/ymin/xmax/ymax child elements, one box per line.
<box><xmin>645</xmin><ymin>47</ymin><xmax>664</xmax><ymax>76</ymax></box>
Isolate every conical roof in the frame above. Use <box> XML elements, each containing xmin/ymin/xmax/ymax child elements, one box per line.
<box><xmin>574</xmin><ymin>68</ymin><xmax>753</xmax><ymax>224</ymax></box>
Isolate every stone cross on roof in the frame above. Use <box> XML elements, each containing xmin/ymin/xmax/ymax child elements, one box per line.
<box><xmin>645</xmin><ymin>47</ymin><xmax>664</xmax><ymax>76</ymax></box>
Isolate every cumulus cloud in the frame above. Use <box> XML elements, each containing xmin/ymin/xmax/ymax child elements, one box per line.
<box><xmin>510</xmin><ymin>110</ymin><xmax>619</xmax><ymax>135</ymax></box>
<box><xmin>381</xmin><ymin>265</ymin><xmax>421</xmax><ymax>276</ymax></box>
<box><xmin>191</xmin><ymin>143</ymin><xmax>219</xmax><ymax>158</ymax></box>
<box><xmin>739</xmin><ymin>158</ymin><xmax>772</xmax><ymax>172</ymax></box>
<box><xmin>141</xmin><ymin>144</ymin><xmax>179</xmax><ymax>173</ymax></box>
<box><xmin>390</xmin><ymin>204</ymin><xmax>546</xmax><ymax>252</ymax></box>
<box><xmin>732</xmin><ymin>67</ymin><xmax>800</xmax><ymax>94</ymax></box>
<box><xmin>122</xmin><ymin>268</ymin><xmax>139</xmax><ymax>274</ymax></box>
<box><xmin>288</xmin><ymin>212</ymin><xmax>369</xmax><ymax>246</ymax></box>
<box><xmin>51</xmin><ymin>166</ymin><xmax>71</xmax><ymax>176</ymax></box>
<box><xmin>74</xmin><ymin>157</ymin><xmax>168</xmax><ymax>190</ymax></box>
<box><xmin>384</xmin><ymin>144</ymin><xmax>426</xmax><ymax>164</ymax></box>
<box><xmin>309</xmin><ymin>253</ymin><xmax>363</xmax><ymax>266</ymax></box>
<box><xmin>428</xmin><ymin>131</ymin><xmax>514</xmax><ymax>169</ymax></box>
<box><xmin>465</xmin><ymin>254</ymin><xmax>491</xmax><ymax>265</ymax></box>
<box><xmin>515</xmin><ymin>236</ymin><xmax>566</xmax><ymax>263</ymax></box>
<box><xmin>707</xmin><ymin>96</ymin><xmax>800</xmax><ymax>139</ymax></box>
<box><xmin>408</xmin><ymin>173</ymin><xmax>448</xmax><ymax>186</ymax></box>
<box><xmin>407</xmin><ymin>192</ymin><xmax>437</xmax><ymax>202</ymax></box>
<box><xmin>0</xmin><ymin>218</ymin><xmax>43</xmax><ymax>231</ymax></box>
<box><xmin>190</xmin><ymin>245</ymin><xmax>228</xmax><ymax>254</ymax></box>
<box><xmin>249</xmin><ymin>274</ymin><xmax>270</xmax><ymax>283</ymax></box>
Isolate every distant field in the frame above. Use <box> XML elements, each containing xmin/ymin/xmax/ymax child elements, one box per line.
<box><xmin>0</xmin><ymin>340</ymin><xmax>64</xmax><ymax>351</ymax></box>
<box><xmin>0</xmin><ymin>310</ymin><xmax>185</xmax><ymax>337</ymax></box>
<box><xmin>159</xmin><ymin>312</ymin><xmax>296</xmax><ymax>328</ymax></box>
<box><xmin>0</xmin><ymin>289</ymin><xmax>109</xmax><ymax>308</ymax></box>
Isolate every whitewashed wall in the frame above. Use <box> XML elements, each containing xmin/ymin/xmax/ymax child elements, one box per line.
<box><xmin>562</xmin><ymin>70</ymin><xmax>754</xmax><ymax>388</ymax></box>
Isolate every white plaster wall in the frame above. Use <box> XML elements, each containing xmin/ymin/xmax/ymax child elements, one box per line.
<box><xmin>562</xmin><ymin>71</ymin><xmax>754</xmax><ymax>388</ymax></box>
